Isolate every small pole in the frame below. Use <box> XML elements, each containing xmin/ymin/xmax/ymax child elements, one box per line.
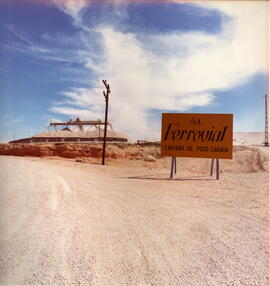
<box><xmin>216</xmin><ymin>159</ymin><xmax>220</xmax><ymax>180</ymax></box>
<box><xmin>101</xmin><ymin>80</ymin><xmax>110</xmax><ymax>165</ymax></box>
<box><xmin>174</xmin><ymin>157</ymin><xmax>177</xmax><ymax>174</ymax></box>
<box><xmin>170</xmin><ymin>157</ymin><xmax>174</xmax><ymax>178</ymax></box>
<box><xmin>210</xmin><ymin>158</ymin><xmax>214</xmax><ymax>176</ymax></box>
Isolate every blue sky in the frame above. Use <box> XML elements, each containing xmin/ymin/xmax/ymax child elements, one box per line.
<box><xmin>0</xmin><ymin>0</ymin><xmax>268</xmax><ymax>142</ymax></box>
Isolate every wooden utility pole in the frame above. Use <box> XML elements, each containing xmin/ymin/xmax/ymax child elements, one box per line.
<box><xmin>264</xmin><ymin>93</ymin><xmax>269</xmax><ymax>147</ymax></box>
<box><xmin>102</xmin><ymin>80</ymin><xmax>110</xmax><ymax>165</ymax></box>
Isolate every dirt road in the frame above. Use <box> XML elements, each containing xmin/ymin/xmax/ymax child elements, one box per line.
<box><xmin>0</xmin><ymin>156</ymin><xmax>268</xmax><ymax>285</ymax></box>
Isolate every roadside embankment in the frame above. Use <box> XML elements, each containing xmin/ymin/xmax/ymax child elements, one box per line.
<box><xmin>0</xmin><ymin>143</ymin><xmax>268</xmax><ymax>174</ymax></box>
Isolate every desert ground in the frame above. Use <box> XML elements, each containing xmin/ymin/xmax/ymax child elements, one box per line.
<box><xmin>0</xmin><ymin>135</ymin><xmax>269</xmax><ymax>285</ymax></box>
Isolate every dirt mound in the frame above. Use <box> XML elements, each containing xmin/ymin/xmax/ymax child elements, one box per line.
<box><xmin>0</xmin><ymin>143</ymin><xmax>108</xmax><ymax>159</ymax></box>
<box><xmin>229</xmin><ymin>146</ymin><xmax>268</xmax><ymax>173</ymax></box>
<box><xmin>0</xmin><ymin>143</ymin><xmax>159</xmax><ymax>160</ymax></box>
<box><xmin>0</xmin><ymin>143</ymin><xmax>52</xmax><ymax>157</ymax></box>
<box><xmin>0</xmin><ymin>143</ymin><xmax>268</xmax><ymax>173</ymax></box>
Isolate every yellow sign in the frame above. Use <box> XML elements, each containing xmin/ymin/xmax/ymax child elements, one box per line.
<box><xmin>161</xmin><ymin>113</ymin><xmax>233</xmax><ymax>159</ymax></box>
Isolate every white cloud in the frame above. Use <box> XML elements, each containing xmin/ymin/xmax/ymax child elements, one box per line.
<box><xmin>50</xmin><ymin>106</ymin><xmax>100</xmax><ymax>119</ymax></box>
<box><xmin>53</xmin><ymin>0</ymin><xmax>88</xmax><ymax>20</ymax></box>
<box><xmin>48</xmin><ymin>118</ymin><xmax>63</xmax><ymax>123</ymax></box>
<box><xmin>50</xmin><ymin>1</ymin><xmax>268</xmax><ymax>139</ymax></box>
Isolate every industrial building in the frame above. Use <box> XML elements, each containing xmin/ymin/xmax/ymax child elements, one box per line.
<box><xmin>9</xmin><ymin>118</ymin><xmax>130</xmax><ymax>143</ymax></box>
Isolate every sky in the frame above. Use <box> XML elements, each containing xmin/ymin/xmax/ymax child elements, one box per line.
<box><xmin>0</xmin><ymin>0</ymin><xmax>269</xmax><ymax>142</ymax></box>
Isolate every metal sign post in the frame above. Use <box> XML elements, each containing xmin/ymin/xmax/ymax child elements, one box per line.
<box><xmin>170</xmin><ymin>157</ymin><xmax>177</xmax><ymax>178</ymax></box>
<box><xmin>210</xmin><ymin>158</ymin><xmax>214</xmax><ymax>176</ymax></box>
<box><xmin>102</xmin><ymin>80</ymin><xmax>110</xmax><ymax>166</ymax></box>
<box><xmin>170</xmin><ymin>157</ymin><xmax>174</xmax><ymax>178</ymax></box>
<box><xmin>210</xmin><ymin>158</ymin><xmax>220</xmax><ymax>180</ymax></box>
<box><xmin>216</xmin><ymin>159</ymin><xmax>220</xmax><ymax>180</ymax></box>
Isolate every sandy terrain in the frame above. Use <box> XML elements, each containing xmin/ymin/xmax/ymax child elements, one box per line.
<box><xmin>0</xmin><ymin>145</ymin><xmax>269</xmax><ymax>285</ymax></box>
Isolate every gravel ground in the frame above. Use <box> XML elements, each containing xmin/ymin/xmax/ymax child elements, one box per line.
<box><xmin>0</xmin><ymin>155</ymin><xmax>269</xmax><ymax>286</ymax></box>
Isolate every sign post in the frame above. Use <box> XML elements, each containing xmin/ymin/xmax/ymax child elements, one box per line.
<box><xmin>210</xmin><ymin>158</ymin><xmax>220</xmax><ymax>180</ymax></box>
<box><xmin>170</xmin><ymin>157</ymin><xmax>176</xmax><ymax>179</ymax></box>
<box><xmin>170</xmin><ymin>157</ymin><xmax>177</xmax><ymax>178</ymax></box>
<box><xmin>216</xmin><ymin>159</ymin><xmax>220</xmax><ymax>180</ymax></box>
<box><xmin>170</xmin><ymin>157</ymin><xmax>174</xmax><ymax>178</ymax></box>
<box><xmin>161</xmin><ymin>113</ymin><xmax>233</xmax><ymax>180</ymax></box>
<box><xmin>210</xmin><ymin>158</ymin><xmax>214</xmax><ymax>176</ymax></box>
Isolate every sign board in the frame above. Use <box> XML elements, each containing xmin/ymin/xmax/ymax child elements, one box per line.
<box><xmin>161</xmin><ymin>113</ymin><xmax>233</xmax><ymax>159</ymax></box>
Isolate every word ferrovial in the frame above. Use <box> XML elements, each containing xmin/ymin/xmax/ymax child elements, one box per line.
<box><xmin>163</xmin><ymin>124</ymin><xmax>228</xmax><ymax>142</ymax></box>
